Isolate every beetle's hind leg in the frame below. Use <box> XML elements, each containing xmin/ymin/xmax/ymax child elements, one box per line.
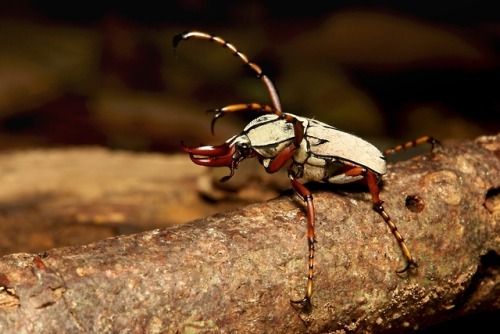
<box><xmin>344</xmin><ymin>167</ymin><xmax>417</xmax><ymax>273</ymax></box>
<box><xmin>384</xmin><ymin>136</ymin><xmax>441</xmax><ymax>157</ymax></box>
<box><xmin>363</xmin><ymin>170</ymin><xmax>417</xmax><ymax>273</ymax></box>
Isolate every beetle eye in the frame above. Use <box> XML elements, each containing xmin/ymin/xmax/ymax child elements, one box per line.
<box><xmin>236</xmin><ymin>142</ymin><xmax>254</xmax><ymax>157</ymax></box>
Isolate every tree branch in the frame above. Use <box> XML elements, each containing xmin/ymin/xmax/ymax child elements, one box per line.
<box><xmin>0</xmin><ymin>134</ymin><xmax>499</xmax><ymax>333</ymax></box>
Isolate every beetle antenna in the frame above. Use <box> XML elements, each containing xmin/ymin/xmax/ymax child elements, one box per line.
<box><xmin>173</xmin><ymin>31</ymin><xmax>282</xmax><ymax>112</ymax></box>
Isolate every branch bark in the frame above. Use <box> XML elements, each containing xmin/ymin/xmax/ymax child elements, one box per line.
<box><xmin>0</xmin><ymin>134</ymin><xmax>499</xmax><ymax>333</ymax></box>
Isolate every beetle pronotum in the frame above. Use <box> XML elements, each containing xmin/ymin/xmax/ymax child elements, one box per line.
<box><xmin>174</xmin><ymin>31</ymin><xmax>438</xmax><ymax>310</ymax></box>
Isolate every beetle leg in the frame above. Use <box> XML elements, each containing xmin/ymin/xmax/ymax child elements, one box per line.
<box><xmin>265</xmin><ymin>116</ymin><xmax>304</xmax><ymax>173</ymax></box>
<box><xmin>363</xmin><ymin>169</ymin><xmax>417</xmax><ymax>273</ymax></box>
<box><xmin>384</xmin><ymin>136</ymin><xmax>441</xmax><ymax>157</ymax></box>
<box><xmin>265</xmin><ymin>145</ymin><xmax>296</xmax><ymax>173</ymax></box>
<box><xmin>289</xmin><ymin>178</ymin><xmax>315</xmax><ymax>311</ymax></box>
<box><xmin>344</xmin><ymin>167</ymin><xmax>417</xmax><ymax>273</ymax></box>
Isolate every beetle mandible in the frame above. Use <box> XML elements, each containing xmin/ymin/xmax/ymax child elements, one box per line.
<box><xmin>174</xmin><ymin>31</ymin><xmax>438</xmax><ymax>310</ymax></box>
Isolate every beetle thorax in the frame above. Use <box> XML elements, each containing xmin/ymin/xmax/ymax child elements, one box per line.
<box><xmin>239</xmin><ymin>114</ymin><xmax>300</xmax><ymax>158</ymax></box>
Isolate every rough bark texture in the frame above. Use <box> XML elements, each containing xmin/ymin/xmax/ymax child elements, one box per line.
<box><xmin>0</xmin><ymin>134</ymin><xmax>499</xmax><ymax>333</ymax></box>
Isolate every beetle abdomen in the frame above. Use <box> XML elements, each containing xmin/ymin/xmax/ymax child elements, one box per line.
<box><xmin>306</xmin><ymin>119</ymin><xmax>387</xmax><ymax>175</ymax></box>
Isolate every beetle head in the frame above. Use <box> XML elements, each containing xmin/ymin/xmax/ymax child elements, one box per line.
<box><xmin>181</xmin><ymin>134</ymin><xmax>256</xmax><ymax>182</ymax></box>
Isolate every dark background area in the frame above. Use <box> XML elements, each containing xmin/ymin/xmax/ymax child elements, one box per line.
<box><xmin>0</xmin><ymin>1</ymin><xmax>498</xmax><ymax>153</ymax></box>
<box><xmin>0</xmin><ymin>2</ymin><xmax>498</xmax><ymax>333</ymax></box>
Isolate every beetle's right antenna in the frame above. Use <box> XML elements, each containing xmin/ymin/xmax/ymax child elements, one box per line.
<box><xmin>173</xmin><ymin>31</ymin><xmax>282</xmax><ymax>112</ymax></box>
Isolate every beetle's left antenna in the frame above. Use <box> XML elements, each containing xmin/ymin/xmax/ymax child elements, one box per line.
<box><xmin>172</xmin><ymin>31</ymin><xmax>282</xmax><ymax>112</ymax></box>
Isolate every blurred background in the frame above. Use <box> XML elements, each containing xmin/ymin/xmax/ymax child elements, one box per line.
<box><xmin>0</xmin><ymin>1</ymin><xmax>498</xmax><ymax>153</ymax></box>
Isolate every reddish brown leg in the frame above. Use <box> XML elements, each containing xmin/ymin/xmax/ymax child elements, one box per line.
<box><xmin>290</xmin><ymin>178</ymin><xmax>315</xmax><ymax>311</ymax></box>
<box><xmin>345</xmin><ymin>167</ymin><xmax>417</xmax><ymax>273</ymax></box>
<box><xmin>384</xmin><ymin>136</ymin><xmax>440</xmax><ymax>157</ymax></box>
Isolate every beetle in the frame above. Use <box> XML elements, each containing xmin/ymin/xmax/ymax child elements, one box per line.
<box><xmin>174</xmin><ymin>31</ymin><xmax>438</xmax><ymax>309</ymax></box>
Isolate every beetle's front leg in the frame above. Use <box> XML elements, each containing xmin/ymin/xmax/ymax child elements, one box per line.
<box><xmin>344</xmin><ymin>167</ymin><xmax>417</xmax><ymax>273</ymax></box>
<box><xmin>289</xmin><ymin>178</ymin><xmax>316</xmax><ymax>311</ymax></box>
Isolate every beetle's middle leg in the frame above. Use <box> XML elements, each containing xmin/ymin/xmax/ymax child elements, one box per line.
<box><xmin>290</xmin><ymin>178</ymin><xmax>315</xmax><ymax>311</ymax></box>
<box><xmin>344</xmin><ymin>166</ymin><xmax>417</xmax><ymax>273</ymax></box>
